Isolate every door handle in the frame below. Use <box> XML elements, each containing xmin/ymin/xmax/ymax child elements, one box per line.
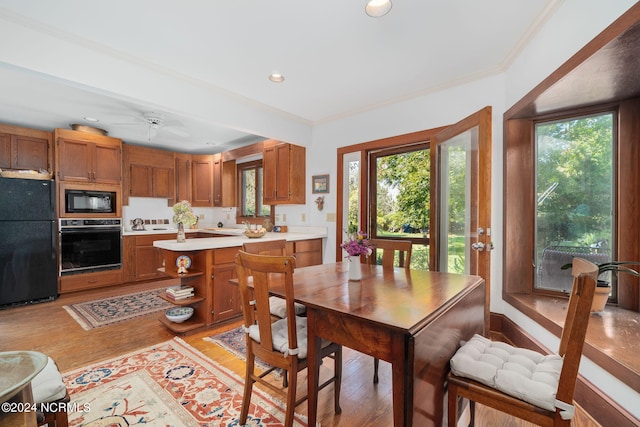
<box><xmin>471</xmin><ymin>242</ymin><xmax>485</xmax><ymax>251</ymax></box>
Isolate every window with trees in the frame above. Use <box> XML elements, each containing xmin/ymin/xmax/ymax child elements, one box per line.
<box><xmin>534</xmin><ymin>112</ymin><xmax>614</xmax><ymax>295</ymax></box>
<box><xmin>236</xmin><ymin>160</ymin><xmax>273</xmax><ymax>223</ymax></box>
<box><xmin>369</xmin><ymin>144</ymin><xmax>430</xmax><ymax>269</ymax></box>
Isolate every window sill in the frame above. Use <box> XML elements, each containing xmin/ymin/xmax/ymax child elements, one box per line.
<box><xmin>504</xmin><ymin>293</ymin><xmax>640</xmax><ymax>393</ymax></box>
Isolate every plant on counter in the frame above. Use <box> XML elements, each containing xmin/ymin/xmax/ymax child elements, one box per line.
<box><xmin>561</xmin><ymin>260</ymin><xmax>640</xmax><ymax>285</ymax></box>
<box><xmin>172</xmin><ymin>200</ymin><xmax>197</xmax><ymax>228</ymax></box>
<box><xmin>561</xmin><ymin>260</ymin><xmax>640</xmax><ymax>312</ymax></box>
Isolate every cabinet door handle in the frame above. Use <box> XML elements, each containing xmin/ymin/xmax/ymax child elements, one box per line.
<box><xmin>211</xmin><ymin>274</ymin><xmax>215</xmax><ymax>280</ymax></box>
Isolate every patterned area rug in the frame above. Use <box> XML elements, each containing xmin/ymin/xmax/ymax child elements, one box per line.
<box><xmin>204</xmin><ymin>326</ymin><xmax>281</xmax><ymax>377</ymax></box>
<box><xmin>63</xmin><ymin>288</ymin><xmax>173</xmax><ymax>330</ymax></box>
<box><xmin>63</xmin><ymin>337</ymin><xmax>308</xmax><ymax>426</ymax></box>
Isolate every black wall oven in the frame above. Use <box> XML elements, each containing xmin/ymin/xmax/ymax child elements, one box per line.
<box><xmin>59</xmin><ymin>218</ymin><xmax>122</xmax><ymax>275</ymax></box>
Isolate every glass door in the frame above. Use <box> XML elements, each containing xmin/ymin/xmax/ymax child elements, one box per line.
<box><xmin>432</xmin><ymin>107</ymin><xmax>492</xmax><ymax>282</ymax></box>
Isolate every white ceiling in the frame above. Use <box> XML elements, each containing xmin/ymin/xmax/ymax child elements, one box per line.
<box><xmin>0</xmin><ymin>0</ymin><xmax>559</xmax><ymax>153</ymax></box>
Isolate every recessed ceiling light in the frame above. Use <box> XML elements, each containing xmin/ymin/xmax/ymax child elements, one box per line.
<box><xmin>365</xmin><ymin>0</ymin><xmax>392</xmax><ymax>17</ymax></box>
<box><xmin>206</xmin><ymin>141</ymin><xmax>219</xmax><ymax>146</ymax></box>
<box><xmin>269</xmin><ymin>73</ymin><xmax>285</xmax><ymax>83</ymax></box>
<box><xmin>84</xmin><ymin>116</ymin><xmax>99</xmax><ymax>122</ymax></box>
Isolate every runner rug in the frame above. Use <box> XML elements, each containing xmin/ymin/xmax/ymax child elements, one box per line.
<box><xmin>63</xmin><ymin>337</ymin><xmax>308</xmax><ymax>426</ymax></box>
<box><xmin>63</xmin><ymin>288</ymin><xmax>173</xmax><ymax>330</ymax></box>
<box><xmin>204</xmin><ymin>326</ymin><xmax>282</xmax><ymax>377</ymax></box>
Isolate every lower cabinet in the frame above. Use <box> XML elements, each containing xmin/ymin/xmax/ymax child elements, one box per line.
<box><xmin>122</xmin><ymin>234</ymin><xmax>172</xmax><ymax>282</ymax></box>
<box><xmin>291</xmin><ymin>238</ymin><xmax>323</xmax><ymax>267</ymax></box>
<box><xmin>210</xmin><ymin>247</ymin><xmax>241</xmax><ymax>323</ymax></box>
<box><xmin>59</xmin><ymin>269</ymin><xmax>123</xmax><ymax>293</ymax></box>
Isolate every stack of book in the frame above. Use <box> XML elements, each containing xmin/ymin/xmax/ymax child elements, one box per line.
<box><xmin>165</xmin><ymin>285</ymin><xmax>194</xmax><ymax>300</ymax></box>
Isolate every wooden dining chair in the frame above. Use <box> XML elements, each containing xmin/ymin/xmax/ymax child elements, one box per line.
<box><xmin>368</xmin><ymin>238</ymin><xmax>413</xmax><ymax>270</ymax></box>
<box><xmin>367</xmin><ymin>238</ymin><xmax>413</xmax><ymax>383</ymax></box>
<box><xmin>447</xmin><ymin>257</ymin><xmax>598</xmax><ymax>427</ymax></box>
<box><xmin>236</xmin><ymin>251</ymin><xmax>342</xmax><ymax>427</ymax></box>
<box><xmin>242</xmin><ymin>239</ymin><xmax>304</xmax><ymax>387</ymax></box>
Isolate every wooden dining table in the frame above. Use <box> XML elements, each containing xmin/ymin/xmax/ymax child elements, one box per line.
<box><xmin>261</xmin><ymin>260</ymin><xmax>486</xmax><ymax>426</ymax></box>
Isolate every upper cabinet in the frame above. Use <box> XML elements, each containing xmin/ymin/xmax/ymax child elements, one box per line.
<box><xmin>172</xmin><ymin>152</ymin><xmax>235</xmax><ymax>207</ymax></box>
<box><xmin>191</xmin><ymin>154</ymin><xmax>214</xmax><ymax>207</ymax></box>
<box><xmin>0</xmin><ymin>124</ymin><xmax>52</xmax><ymax>172</ymax></box>
<box><xmin>263</xmin><ymin>140</ymin><xmax>305</xmax><ymax>204</ymax></box>
<box><xmin>213</xmin><ymin>153</ymin><xmax>236</xmax><ymax>207</ymax></box>
<box><xmin>55</xmin><ymin>128</ymin><xmax>122</xmax><ymax>185</ymax></box>
<box><xmin>123</xmin><ymin>144</ymin><xmax>174</xmax><ymax>205</ymax></box>
<box><xmin>174</xmin><ymin>152</ymin><xmax>192</xmax><ymax>204</ymax></box>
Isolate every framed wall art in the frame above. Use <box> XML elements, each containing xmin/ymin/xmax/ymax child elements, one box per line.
<box><xmin>312</xmin><ymin>174</ymin><xmax>330</xmax><ymax>194</ymax></box>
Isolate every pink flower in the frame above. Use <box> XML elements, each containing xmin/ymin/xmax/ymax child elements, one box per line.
<box><xmin>340</xmin><ymin>231</ymin><xmax>374</xmax><ymax>258</ymax></box>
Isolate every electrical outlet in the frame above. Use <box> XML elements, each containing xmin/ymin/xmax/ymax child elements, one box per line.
<box><xmin>275</xmin><ymin>214</ymin><xmax>281</xmax><ymax>222</ymax></box>
<box><xmin>282</xmin><ymin>214</ymin><xmax>287</xmax><ymax>222</ymax></box>
<box><xmin>301</xmin><ymin>213</ymin><xmax>306</xmax><ymax>222</ymax></box>
<box><xmin>326</xmin><ymin>212</ymin><xmax>336</xmax><ymax>222</ymax></box>
<box><xmin>198</xmin><ymin>214</ymin><xmax>205</xmax><ymax>220</ymax></box>
<box><xmin>226</xmin><ymin>213</ymin><xmax>230</xmax><ymax>220</ymax></box>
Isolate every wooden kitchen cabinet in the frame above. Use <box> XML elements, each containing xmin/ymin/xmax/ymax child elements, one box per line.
<box><xmin>213</xmin><ymin>153</ymin><xmax>236</xmax><ymax>207</ymax></box>
<box><xmin>174</xmin><ymin>152</ymin><xmax>192</xmax><ymax>204</ymax></box>
<box><xmin>210</xmin><ymin>247</ymin><xmax>241</xmax><ymax>323</ymax></box>
<box><xmin>291</xmin><ymin>238</ymin><xmax>323</xmax><ymax>267</ymax></box>
<box><xmin>0</xmin><ymin>124</ymin><xmax>52</xmax><ymax>172</ymax></box>
<box><xmin>123</xmin><ymin>144</ymin><xmax>174</xmax><ymax>205</ymax></box>
<box><xmin>122</xmin><ymin>234</ymin><xmax>172</xmax><ymax>282</ymax></box>
<box><xmin>263</xmin><ymin>140</ymin><xmax>306</xmax><ymax>204</ymax></box>
<box><xmin>55</xmin><ymin>128</ymin><xmax>122</xmax><ymax>185</ymax></box>
<box><xmin>128</xmin><ymin>164</ymin><xmax>173</xmax><ymax>199</ymax></box>
<box><xmin>191</xmin><ymin>154</ymin><xmax>213</xmax><ymax>207</ymax></box>
<box><xmin>59</xmin><ymin>269</ymin><xmax>123</xmax><ymax>293</ymax></box>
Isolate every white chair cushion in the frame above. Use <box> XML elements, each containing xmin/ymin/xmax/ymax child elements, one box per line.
<box><xmin>249</xmin><ymin>316</ymin><xmax>310</xmax><ymax>359</ymax></box>
<box><xmin>269</xmin><ymin>296</ymin><xmax>306</xmax><ymax>319</ymax></box>
<box><xmin>450</xmin><ymin>334</ymin><xmax>562</xmax><ymax>412</ymax></box>
<box><xmin>248</xmin><ymin>316</ymin><xmax>333</xmax><ymax>360</ymax></box>
<box><xmin>31</xmin><ymin>357</ymin><xmax>67</xmax><ymax>403</ymax></box>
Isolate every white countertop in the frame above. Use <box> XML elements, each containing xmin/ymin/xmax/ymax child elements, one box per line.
<box><xmin>152</xmin><ymin>228</ymin><xmax>327</xmax><ymax>251</ymax></box>
<box><xmin>123</xmin><ymin>227</ymin><xmax>244</xmax><ymax>237</ymax></box>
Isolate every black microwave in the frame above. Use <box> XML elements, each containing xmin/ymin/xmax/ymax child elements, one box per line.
<box><xmin>65</xmin><ymin>189</ymin><xmax>116</xmax><ymax>214</ymax></box>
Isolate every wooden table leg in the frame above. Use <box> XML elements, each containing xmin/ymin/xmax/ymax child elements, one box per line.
<box><xmin>306</xmin><ymin>309</ymin><xmax>321</xmax><ymax>426</ymax></box>
<box><xmin>390</xmin><ymin>334</ymin><xmax>408</xmax><ymax>426</ymax></box>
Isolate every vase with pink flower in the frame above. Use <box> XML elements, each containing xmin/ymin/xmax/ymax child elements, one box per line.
<box><xmin>340</xmin><ymin>231</ymin><xmax>374</xmax><ymax>281</ymax></box>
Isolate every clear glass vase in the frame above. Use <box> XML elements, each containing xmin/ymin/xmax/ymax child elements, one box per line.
<box><xmin>177</xmin><ymin>222</ymin><xmax>186</xmax><ymax>243</ymax></box>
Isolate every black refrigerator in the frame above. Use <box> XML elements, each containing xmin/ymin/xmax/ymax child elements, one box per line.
<box><xmin>0</xmin><ymin>177</ymin><xmax>57</xmax><ymax>306</ymax></box>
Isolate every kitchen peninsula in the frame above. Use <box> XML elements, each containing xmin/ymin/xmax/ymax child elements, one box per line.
<box><xmin>152</xmin><ymin>227</ymin><xmax>326</xmax><ymax>333</ymax></box>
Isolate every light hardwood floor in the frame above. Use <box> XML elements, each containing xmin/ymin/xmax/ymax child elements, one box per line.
<box><xmin>0</xmin><ymin>280</ymin><xmax>600</xmax><ymax>426</ymax></box>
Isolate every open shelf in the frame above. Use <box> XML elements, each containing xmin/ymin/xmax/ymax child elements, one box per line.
<box><xmin>159</xmin><ymin>293</ymin><xmax>205</xmax><ymax>306</ymax></box>
<box><xmin>162</xmin><ymin>268</ymin><xmax>204</xmax><ymax>279</ymax></box>
<box><xmin>158</xmin><ymin>315</ymin><xmax>205</xmax><ymax>334</ymax></box>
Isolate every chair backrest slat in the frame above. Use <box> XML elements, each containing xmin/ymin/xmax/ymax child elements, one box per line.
<box><xmin>368</xmin><ymin>239</ymin><xmax>413</xmax><ymax>269</ymax></box>
<box><xmin>556</xmin><ymin>257</ymin><xmax>598</xmax><ymax>404</ymax></box>
<box><xmin>243</xmin><ymin>239</ymin><xmax>287</xmax><ymax>256</ymax></box>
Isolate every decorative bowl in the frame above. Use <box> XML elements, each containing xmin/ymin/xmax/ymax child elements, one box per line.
<box><xmin>165</xmin><ymin>306</ymin><xmax>194</xmax><ymax>323</ymax></box>
<box><xmin>244</xmin><ymin>229</ymin><xmax>267</xmax><ymax>238</ymax></box>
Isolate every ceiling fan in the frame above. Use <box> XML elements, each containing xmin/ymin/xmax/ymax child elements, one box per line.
<box><xmin>111</xmin><ymin>111</ymin><xmax>190</xmax><ymax>141</ymax></box>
